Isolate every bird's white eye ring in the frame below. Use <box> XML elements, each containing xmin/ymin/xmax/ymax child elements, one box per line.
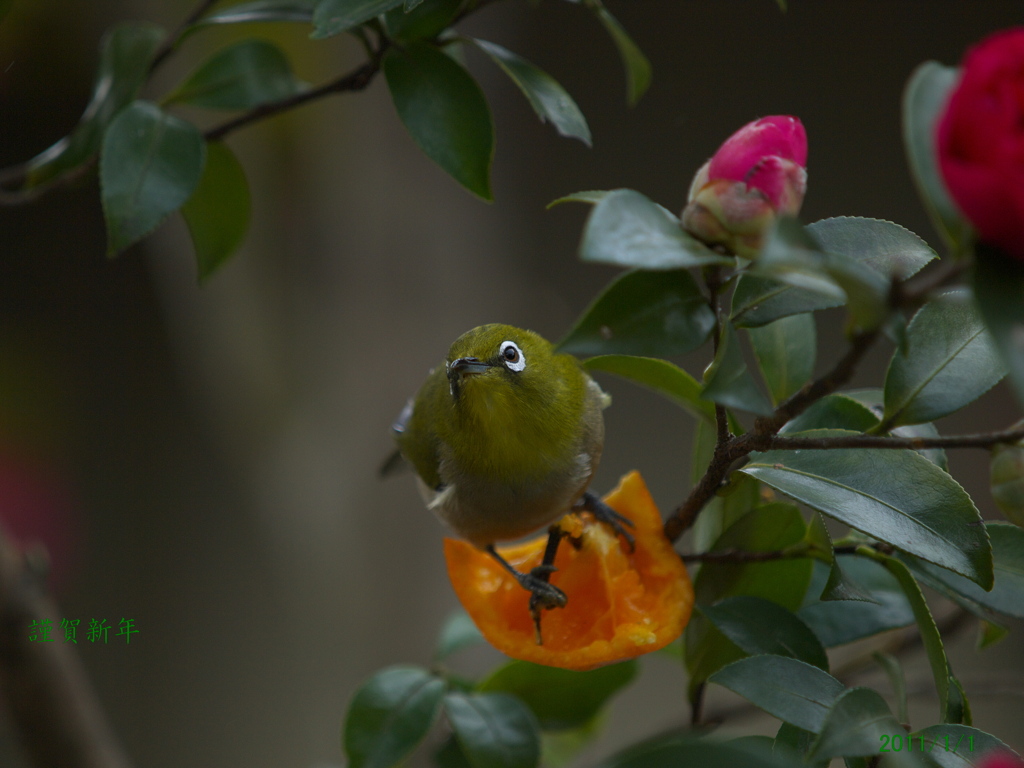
<box><xmin>500</xmin><ymin>341</ymin><xmax>526</xmax><ymax>372</ymax></box>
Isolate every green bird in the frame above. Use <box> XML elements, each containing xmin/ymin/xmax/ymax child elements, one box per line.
<box><xmin>384</xmin><ymin>324</ymin><xmax>632</xmax><ymax>634</ymax></box>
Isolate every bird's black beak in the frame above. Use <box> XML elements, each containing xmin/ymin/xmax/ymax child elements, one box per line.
<box><xmin>447</xmin><ymin>357</ymin><xmax>491</xmax><ymax>380</ymax></box>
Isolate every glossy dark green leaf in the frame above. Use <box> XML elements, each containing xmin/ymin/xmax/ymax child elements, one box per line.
<box><xmin>731</xmin><ymin>273</ymin><xmax>843</xmax><ymax>328</ymax></box>
<box><xmin>312</xmin><ymin>0</ymin><xmax>404</xmax><ymax>38</ymax></box>
<box><xmin>589</xmin><ymin>3</ymin><xmax>650</xmax><ymax>106</ymax></box>
<box><xmin>946</xmin><ymin>675</ymin><xmax>972</xmax><ymax>727</ymax></box>
<box><xmin>25</xmin><ymin>23</ymin><xmax>165</xmax><ymax>189</ymax></box>
<box><xmin>741</xmin><ymin>429</ymin><xmax>993</xmax><ymax>588</ymax></box>
<box><xmin>701</xmin><ymin>323</ymin><xmax>774</xmax><ymax>415</ymax></box>
<box><xmin>779</xmin><ymin>394</ymin><xmax>878</xmax><ymax>435</ymax></box>
<box><xmin>873</xmin><ymin>652</ymin><xmax>908</xmax><ymax>724</ymax></box>
<box><xmin>748</xmin><ymin>313</ymin><xmax>816</xmax><ymax>406</ymax></box>
<box><xmin>699</xmin><ymin>596</ymin><xmax>828</xmax><ymax>670</ymax></box>
<box><xmin>844</xmin><ymin>389</ymin><xmax>948</xmax><ymax>469</ymax></box>
<box><xmin>101</xmin><ymin>101</ymin><xmax>206</xmax><ymax>255</ymax></box>
<box><xmin>580</xmin><ymin>189</ymin><xmax>732</xmax><ymax>269</ymax></box>
<box><xmin>344</xmin><ymin>666</ymin><xmax>446</xmax><ymax>768</ymax></box>
<box><xmin>761</xmin><ymin>219</ymin><xmax>892</xmax><ymax>334</ymax></box>
<box><xmin>903</xmin><ymin>522</ymin><xmax>1024</xmax><ymax>621</ymax></box>
<box><xmin>558</xmin><ymin>269</ymin><xmax>714</xmax><ymax>357</ymax></box>
<box><xmin>473</xmin><ymin>40</ymin><xmax>590</xmax><ymax>146</ymax></box>
<box><xmin>195</xmin><ymin>0</ymin><xmax>317</xmax><ymax>26</ymax></box>
<box><xmin>903</xmin><ymin>62</ymin><xmax>970</xmax><ymax>253</ymax></box>
<box><xmin>913</xmin><ymin>725</ymin><xmax>1017</xmax><ymax>768</ymax></box>
<box><xmin>991</xmin><ymin>444</ymin><xmax>1024</xmax><ymax>525</ymax></box>
<box><xmin>166</xmin><ymin>39</ymin><xmax>305</xmax><ymax>110</ymax></box>
<box><xmin>180</xmin><ymin>142</ymin><xmax>250</xmax><ymax>282</ymax></box>
<box><xmin>584</xmin><ymin>355</ymin><xmax>714</xmax><ymax>422</ymax></box>
<box><xmin>775</xmin><ymin>723</ymin><xmax>828</xmax><ymax>768</ymax></box>
<box><xmin>384</xmin><ymin>42</ymin><xmax>494</xmax><ymax>200</ymax></box>
<box><xmin>808</xmin><ymin>217</ymin><xmax>936</xmax><ymax>281</ymax></box>
<box><xmin>436</xmin><ymin>735</ymin><xmax>474</xmax><ymax>768</ymax></box>
<box><xmin>477</xmin><ymin>660</ymin><xmax>635</xmax><ymax>731</ymax></box>
<box><xmin>383</xmin><ymin>0</ymin><xmax>460</xmax><ymax>41</ymax></box>
<box><xmin>799</xmin><ymin>556</ymin><xmax>914</xmax><ymax>647</ymax></box>
<box><xmin>807</xmin><ymin>688</ymin><xmax>908</xmax><ymax>763</ymax></box>
<box><xmin>685</xmin><ymin>504</ymin><xmax>813</xmax><ymax>695</ymax></box>
<box><xmin>435</xmin><ymin>610</ymin><xmax>484</xmax><ymax>660</ymax></box>
<box><xmin>822</xmin><ymin>557</ymin><xmax>877</xmax><ymax>603</ymax></box>
<box><xmin>445</xmin><ymin>692</ymin><xmax>540</xmax><ymax>768</ymax></box>
<box><xmin>709</xmin><ymin>655</ymin><xmax>845</xmax><ymax>733</ymax></box>
<box><xmin>861</xmin><ymin>552</ymin><xmax>951</xmax><ymax>722</ymax></box>
<box><xmin>882</xmin><ymin>290</ymin><xmax>1005</xmax><ymax>428</ymax></box>
<box><xmin>972</xmin><ymin>247</ymin><xmax>1024</xmax><ymax>409</ymax></box>
<box><xmin>692</xmin><ymin>466</ymin><xmax>762</xmax><ymax>554</ymax></box>
<box><xmin>547</xmin><ymin>190</ymin><xmax>608</xmax><ymax>208</ymax></box>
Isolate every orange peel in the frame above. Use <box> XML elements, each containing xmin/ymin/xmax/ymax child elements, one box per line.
<box><xmin>444</xmin><ymin>471</ymin><xmax>694</xmax><ymax>670</ymax></box>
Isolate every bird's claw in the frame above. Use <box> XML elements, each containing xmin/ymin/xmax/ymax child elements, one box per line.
<box><xmin>519</xmin><ymin>569</ymin><xmax>567</xmax><ymax>611</ymax></box>
<box><xmin>577</xmin><ymin>492</ymin><xmax>636</xmax><ymax>552</ymax></box>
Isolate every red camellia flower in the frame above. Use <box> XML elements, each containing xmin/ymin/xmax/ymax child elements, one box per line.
<box><xmin>976</xmin><ymin>751</ymin><xmax>1024</xmax><ymax>768</ymax></box>
<box><xmin>682</xmin><ymin>116</ymin><xmax>807</xmax><ymax>258</ymax></box>
<box><xmin>937</xmin><ymin>28</ymin><xmax>1024</xmax><ymax>260</ymax></box>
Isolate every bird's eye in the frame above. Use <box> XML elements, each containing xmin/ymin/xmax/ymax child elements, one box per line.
<box><xmin>499</xmin><ymin>341</ymin><xmax>526</xmax><ymax>372</ymax></box>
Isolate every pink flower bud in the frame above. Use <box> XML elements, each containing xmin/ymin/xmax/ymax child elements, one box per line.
<box><xmin>682</xmin><ymin>116</ymin><xmax>808</xmax><ymax>258</ymax></box>
<box><xmin>937</xmin><ymin>28</ymin><xmax>1024</xmax><ymax>260</ymax></box>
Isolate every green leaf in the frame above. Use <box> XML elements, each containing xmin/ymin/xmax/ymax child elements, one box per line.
<box><xmin>807</xmin><ymin>688</ymin><xmax>909</xmax><ymax>763</ymax></box>
<box><xmin>100</xmin><ymin>101</ymin><xmax>206</xmax><ymax>256</ymax></box>
<box><xmin>902</xmin><ymin>522</ymin><xmax>1024</xmax><ymax>621</ymax></box>
<box><xmin>588</xmin><ymin>3</ymin><xmax>650</xmax><ymax>106</ymax></box>
<box><xmin>709</xmin><ymin>655</ymin><xmax>845</xmax><ymax>733</ymax></box>
<box><xmin>731</xmin><ymin>272</ymin><xmax>843</xmax><ymax>329</ymax></box>
<box><xmin>25</xmin><ymin>22</ymin><xmax>165</xmax><ymax>189</ymax></box>
<box><xmin>902</xmin><ymin>62</ymin><xmax>970</xmax><ymax>253</ymax></box>
<box><xmin>579</xmin><ymin>189</ymin><xmax>733</xmax><ymax>269</ymax></box>
<box><xmin>685</xmin><ymin>504</ymin><xmax>813</xmax><ymax>696</ymax></box>
<box><xmin>434</xmin><ymin>609</ymin><xmax>484</xmax><ymax>660</ymax></box>
<box><xmin>547</xmin><ymin>189</ymin><xmax>609</xmax><ymax>208</ymax></box>
<box><xmin>972</xmin><ymin>246</ymin><xmax>1024</xmax><ymax>410</ymax></box>
<box><xmin>747</xmin><ymin>313</ymin><xmax>816</xmax><ymax>406</ymax></box>
<box><xmin>584</xmin><ymin>355</ymin><xmax>714</xmax><ymax>422</ymax></box>
<box><xmin>699</xmin><ymin>596</ymin><xmax>828</xmax><ymax>670</ymax></box>
<box><xmin>779</xmin><ymin>393</ymin><xmax>879</xmax><ymax>435</ymax></box>
<box><xmin>701</xmin><ymin>323</ymin><xmax>774</xmax><ymax>416</ymax></box>
<box><xmin>477</xmin><ymin>660</ymin><xmax>636</xmax><ymax>731</ymax></box>
<box><xmin>799</xmin><ymin>556</ymin><xmax>914</xmax><ymax>647</ymax></box>
<box><xmin>808</xmin><ymin>217</ymin><xmax>936</xmax><ymax>281</ymax></box>
<box><xmin>541</xmin><ymin>716</ymin><xmax>604</xmax><ymax>768</ymax></box>
<box><xmin>977</xmin><ymin>620</ymin><xmax>1008</xmax><ymax>650</ymax></box>
<box><xmin>557</xmin><ymin>269</ymin><xmax>714</xmax><ymax>357</ymax></box>
<box><xmin>384</xmin><ymin>42</ymin><xmax>494</xmax><ymax>200</ymax></box>
<box><xmin>741</xmin><ymin>429</ymin><xmax>993</xmax><ymax>588</ymax></box>
<box><xmin>166</xmin><ymin>39</ymin><xmax>306</xmax><ymax>110</ymax></box>
<box><xmin>194</xmin><ymin>1</ymin><xmax>317</xmax><ymax>26</ymax></box>
<box><xmin>822</xmin><ymin>557</ymin><xmax>877</xmax><ymax>603</ymax></box>
<box><xmin>882</xmin><ymin>290</ymin><xmax>1005</xmax><ymax>428</ymax></box>
<box><xmin>873</xmin><ymin>652</ymin><xmax>908</xmax><ymax>724</ymax></box>
<box><xmin>344</xmin><ymin>666</ymin><xmax>446</xmax><ymax>768</ymax></box>
<box><xmin>758</xmin><ymin>219</ymin><xmax>892</xmax><ymax>334</ymax></box>
<box><xmin>946</xmin><ymin>675</ymin><xmax>972</xmax><ymax>727</ymax></box>
<box><xmin>473</xmin><ymin>40</ymin><xmax>590</xmax><ymax>146</ymax></box>
<box><xmin>913</xmin><ymin>725</ymin><xmax>1017</xmax><ymax>768</ymax></box>
<box><xmin>692</xmin><ymin>458</ymin><xmax>762</xmax><ymax>554</ymax></box>
<box><xmin>844</xmin><ymin>389</ymin><xmax>949</xmax><ymax>469</ymax></box>
<box><xmin>181</xmin><ymin>142</ymin><xmax>250</xmax><ymax>282</ymax></box>
<box><xmin>384</xmin><ymin>0</ymin><xmax>461</xmax><ymax>42</ymax></box>
<box><xmin>436</xmin><ymin>735</ymin><xmax>474</xmax><ymax>768</ymax></box>
<box><xmin>600</xmin><ymin>735</ymin><xmax>795</xmax><ymax>768</ymax></box>
<box><xmin>860</xmin><ymin>551</ymin><xmax>952</xmax><ymax>722</ymax></box>
<box><xmin>312</xmin><ymin>0</ymin><xmax>404</xmax><ymax>38</ymax></box>
<box><xmin>444</xmin><ymin>692</ymin><xmax>540</xmax><ymax>768</ymax></box>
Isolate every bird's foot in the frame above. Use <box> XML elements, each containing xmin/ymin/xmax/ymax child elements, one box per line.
<box><xmin>486</xmin><ymin>538</ymin><xmax>568</xmax><ymax>645</ymax></box>
<box><xmin>574</xmin><ymin>491</ymin><xmax>636</xmax><ymax>551</ymax></box>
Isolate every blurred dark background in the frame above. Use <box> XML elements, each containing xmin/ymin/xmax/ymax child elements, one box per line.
<box><xmin>1</xmin><ymin>1</ymin><xmax>1022</xmax><ymax>765</ymax></box>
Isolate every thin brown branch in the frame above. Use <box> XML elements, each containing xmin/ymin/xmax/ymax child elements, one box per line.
<box><xmin>204</xmin><ymin>54</ymin><xmax>384</xmax><ymax>142</ymax></box>
<box><xmin>148</xmin><ymin>0</ymin><xmax>221</xmax><ymax>75</ymax></box>
<box><xmin>0</xmin><ymin>527</ymin><xmax>133</xmax><ymax>768</ymax></box>
<box><xmin>768</xmin><ymin>426</ymin><xmax>1024</xmax><ymax>452</ymax></box>
<box><xmin>680</xmin><ymin>544</ymin><xmax>857</xmax><ymax>563</ymax></box>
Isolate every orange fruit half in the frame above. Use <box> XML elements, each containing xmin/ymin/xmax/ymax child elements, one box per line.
<box><xmin>444</xmin><ymin>471</ymin><xmax>694</xmax><ymax>670</ymax></box>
